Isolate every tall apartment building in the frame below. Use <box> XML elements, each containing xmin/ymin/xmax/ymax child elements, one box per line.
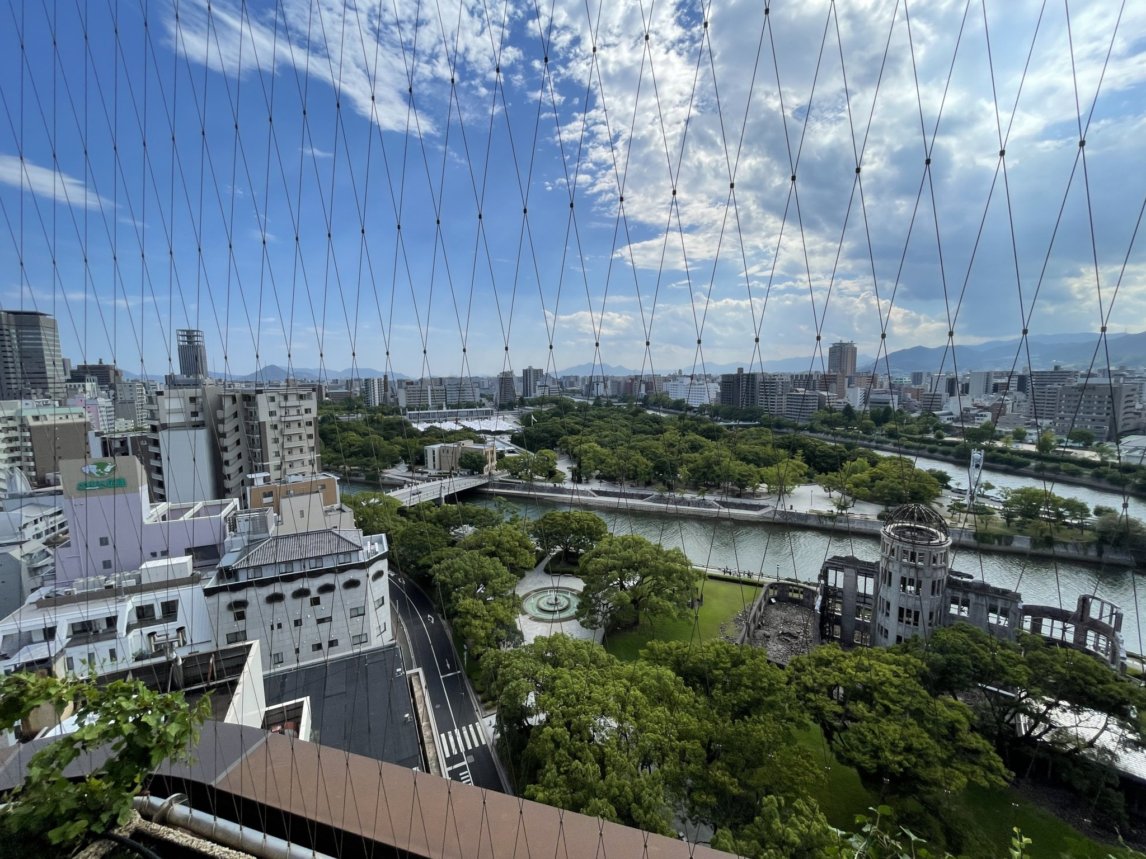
<box><xmin>719</xmin><ymin>369</ymin><xmax>792</xmax><ymax>414</ymax></box>
<box><xmin>145</xmin><ymin>386</ymin><xmax>222</xmax><ymax>502</ymax></box>
<box><xmin>216</xmin><ymin>387</ymin><xmax>319</xmax><ymax>498</ymax></box>
<box><xmin>0</xmin><ymin>401</ymin><xmax>89</xmax><ymax>484</ymax></box>
<box><xmin>114</xmin><ymin>379</ymin><xmax>153</xmax><ymax>427</ymax></box>
<box><xmin>1053</xmin><ymin>381</ymin><xmax>1136</xmax><ymax>441</ymax></box>
<box><xmin>496</xmin><ymin>371</ymin><xmax>518</xmax><ymax>407</ymax></box>
<box><xmin>828</xmin><ymin>341</ymin><xmax>858</xmax><ymax>379</ymax></box>
<box><xmin>362</xmin><ymin>375</ymin><xmax>394</xmax><ymax>407</ymax></box>
<box><xmin>521</xmin><ymin>366</ymin><xmax>545</xmax><ymax>399</ymax></box>
<box><xmin>177</xmin><ymin>328</ymin><xmax>209</xmax><ymax>379</ymax></box>
<box><xmin>720</xmin><ymin>368</ymin><xmax>761</xmax><ymax>409</ymax></box>
<box><xmin>1027</xmin><ymin>368</ymin><xmax>1079</xmax><ymax>431</ymax></box>
<box><xmin>145</xmin><ymin>384</ymin><xmax>319</xmax><ymax>503</ymax></box>
<box><xmin>0</xmin><ymin>310</ymin><xmax>67</xmax><ymax>400</ymax></box>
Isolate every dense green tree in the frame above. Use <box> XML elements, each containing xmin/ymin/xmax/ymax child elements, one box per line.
<box><xmin>458</xmin><ymin>522</ymin><xmax>537</xmax><ymax>573</ymax></box>
<box><xmin>391</xmin><ymin>520</ymin><xmax>451</xmax><ymax>574</ymax></box>
<box><xmin>759</xmin><ymin>456</ymin><xmax>809</xmax><ymax>503</ymax></box>
<box><xmin>1067</xmin><ymin>428</ymin><xmax>1096</xmax><ymax>447</ymax></box>
<box><xmin>344</xmin><ymin>492</ymin><xmax>405</xmax><ymax>538</ymax></box>
<box><xmin>1094</xmin><ymin>511</ymin><xmax>1146</xmax><ymax>553</ymax></box>
<box><xmin>483</xmin><ymin>636</ymin><xmax>702</xmax><ymax>835</ymax></box>
<box><xmin>644</xmin><ymin>641</ymin><xmax>820</xmax><ymax>831</ymax></box>
<box><xmin>428</xmin><ymin>553</ymin><xmax>522</xmax><ymax>654</ymax></box>
<box><xmin>788</xmin><ymin>646</ymin><xmax>1009</xmax><ymax>799</ymax></box>
<box><xmin>458</xmin><ymin>450</ymin><xmax>488</xmax><ymax>473</ymax></box>
<box><xmin>426</xmin><ymin>502</ymin><xmax>504</xmax><ymax>532</ymax></box>
<box><xmin>823</xmin><ymin>457</ymin><xmax>941</xmax><ymax>505</ymax></box>
<box><xmin>529</xmin><ymin>510</ymin><xmax>608</xmax><ymax>561</ymax></box>
<box><xmin>502</xmin><ymin>449</ymin><xmax>559</xmax><ymax>482</ymax></box>
<box><xmin>1012</xmin><ymin>427</ymin><xmax>1028</xmax><ymax>442</ymax></box>
<box><xmin>576</xmin><ymin>535</ymin><xmax>699</xmax><ymax>631</ymax></box>
<box><xmin>912</xmin><ymin>626</ymin><xmax>1145</xmax><ymax>778</ymax></box>
<box><xmin>1036</xmin><ymin>429</ymin><xmax>1057</xmax><ymax>454</ymax></box>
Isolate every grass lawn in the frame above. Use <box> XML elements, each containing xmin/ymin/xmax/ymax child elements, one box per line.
<box><xmin>603</xmin><ymin>577</ymin><xmax>761</xmax><ymax>661</ymax></box>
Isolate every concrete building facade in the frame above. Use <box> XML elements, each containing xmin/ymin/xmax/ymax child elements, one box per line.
<box><xmin>0</xmin><ymin>311</ymin><xmax>67</xmax><ymax>400</ymax></box>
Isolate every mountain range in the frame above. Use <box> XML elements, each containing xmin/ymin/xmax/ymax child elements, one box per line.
<box><xmin>120</xmin><ymin>332</ymin><xmax>1146</xmax><ymax>382</ymax></box>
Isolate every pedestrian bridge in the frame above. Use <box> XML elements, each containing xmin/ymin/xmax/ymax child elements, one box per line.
<box><xmin>386</xmin><ymin>474</ymin><xmax>490</xmax><ymax>507</ymax></box>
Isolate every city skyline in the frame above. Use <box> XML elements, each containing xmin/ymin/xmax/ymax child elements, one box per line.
<box><xmin>1</xmin><ymin>2</ymin><xmax>1144</xmax><ymax>381</ymax></box>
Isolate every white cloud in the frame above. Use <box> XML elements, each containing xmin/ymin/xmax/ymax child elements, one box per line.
<box><xmin>0</xmin><ymin>154</ymin><xmax>111</xmax><ymax>210</ymax></box>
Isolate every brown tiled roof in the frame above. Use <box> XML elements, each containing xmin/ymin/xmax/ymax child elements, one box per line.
<box><xmin>0</xmin><ymin>721</ymin><xmax>735</xmax><ymax>858</ymax></box>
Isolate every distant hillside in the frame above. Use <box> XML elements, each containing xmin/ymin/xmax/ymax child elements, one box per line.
<box><xmin>876</xmin><ymin>331</ymin><xmax>1146</xmax><ymax>374</ymax></box>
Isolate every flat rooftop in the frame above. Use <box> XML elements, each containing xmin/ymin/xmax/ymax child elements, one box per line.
<box><xmin>264</xmin><ymin>646</ymin><xmax>421</xmax><ymax>771</ymax></box>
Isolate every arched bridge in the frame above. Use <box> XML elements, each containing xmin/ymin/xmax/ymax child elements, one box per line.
<box><xmin>386</xmin><ymin>474</ymin><xmax>490</xmax><ymax>507</ymax></box>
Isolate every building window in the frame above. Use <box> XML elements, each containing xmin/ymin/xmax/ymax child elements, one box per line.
<box><xmin>309</xmin><ymin>596</ymin><xmax>321</xmax><ymax>607</ymax></box>
<box><xmin>226</xmin><ymin>630</ymin><xmax>247</xmax><ymax>644</ymax></box>
<box><xmin>233</xmin><ymin>610</ymin><xmax>247</xmax><ymax>622</ymax></box>
<box><xmin>349</xmin><ymin>606</ymin><xmax>365</xmax><ymax>618</ymax></box>
<box><xmin>161</xmin><ymin>600</ymin><xmax>178</xmax><ymax>619</ymax></box>
<box><xmin>272</xmin><ymin>652</ymin><xmax>284</xmax><ymax>666</ymax></box>
<box><xmin>102</xmin><ymin>559</ymin><xmax>113</xmax><ymax>570</ymax></box>
<box><xmin>351</xmin><ymin>633</ymin><xmax>368</xmax><ymax>645</ymax></box>
<box><xmin>99</xmin><ymin>536</ymin><xmax>109</xmax><ymax>546</ymax></box>
<box><xmin>375</xmin><ymin>596</ymin><xmax>386</xmax><ymax>609</ymax></box>
<box><xmin>316</xmin><ymin>616</ymin><xmax>332</xmax><ymax>625</ymax></box>
<box><xmin>108</xmin><ymin>649</ymin><xmax>117</xmax><ymax>661</ymax></box>
<box><xmin>135</xmin><ymin>604</ymin><xmax>156</xmax><ymax>622</ymax></box>
<box><xmin>311</xmin><ymin>642</ymin><xmax>323</xmax><ymax>652</ymax></box>
<box><xmin>293</xmin><ymin>618</ymin><xmax>303</xmax><ymax>627</ymax></box>
<box><xmin>328</xmin><ymin>639</ymin><xmax>339</xmax><ymax>648</ymax></box>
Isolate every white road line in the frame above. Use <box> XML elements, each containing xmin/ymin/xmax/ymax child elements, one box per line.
<box><xmin>440</xmin><ymin>670</ymin><xmax>460</xmax><ymax>678</ymax></box>
<box><xmin>465</xmin><ymin>723</ymin><xmax>481</xmax><ymax>749</ymax></box>
<box><xmin>438</xmin><ymin>732</ymin><xmax>451</xmax><ymax>757</ymax></box>
<box><xmin>446</xmin><ymin>761</ymin><xmax>469</xmax><ymax>773</ymax></box>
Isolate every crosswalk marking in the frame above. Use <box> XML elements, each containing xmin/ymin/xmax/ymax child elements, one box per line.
<box><xmin>457</xmin><ymin>769</ymin><xmax>473</xmax><ymax>785</ymax></box>
<box><xmin>438</xmin><ymin>722</ymin><xmax>485</xmax><ymax>759</ymax></box>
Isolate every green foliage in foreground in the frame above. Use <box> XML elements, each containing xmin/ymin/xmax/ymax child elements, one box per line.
<box><xmin>0</xmin><ymin>672</ymin><xmax>209</xmax><ymax>850</ymax></box>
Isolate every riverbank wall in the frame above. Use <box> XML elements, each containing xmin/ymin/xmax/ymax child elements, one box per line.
<box><xmin>475</xmin><ymin>480</ymin><xmax>1141</xmax><ymax>570</ymax></box>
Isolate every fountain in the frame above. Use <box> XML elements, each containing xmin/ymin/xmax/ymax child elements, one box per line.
<box><xmin>521</xmin><ymin>586</ymin><xmax>580</xmax><ymax>622</ymax></box>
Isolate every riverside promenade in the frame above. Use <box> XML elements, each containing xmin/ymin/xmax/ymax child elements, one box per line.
<box><xmin>475</xmin><ymin>478</ymin><xmax>1141</xmax><ymax>570</ymax></box>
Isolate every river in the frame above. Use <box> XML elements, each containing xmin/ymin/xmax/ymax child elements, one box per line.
<box><xmin>907</xmin><ymin>453</ymin><xmax>1146</xmax><ymax>519</ymax></box>
<box><xmin>477</xmin><ymin>495</ymin><xmax>1146</xmax><ymax>656</ymax></box>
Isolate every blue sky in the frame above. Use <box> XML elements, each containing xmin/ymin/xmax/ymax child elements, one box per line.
<box><xmin>1</xmin><ymin>0</ymin><xmax>1144</xmax><ymax>381</ymax></box>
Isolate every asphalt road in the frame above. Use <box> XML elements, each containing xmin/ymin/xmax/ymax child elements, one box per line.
<box><xmin>390</xmin><ymin>574</ymin><xmax>506</xmax><ymax>793</ymax></box>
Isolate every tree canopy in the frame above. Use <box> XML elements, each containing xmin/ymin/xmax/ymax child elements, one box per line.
<box><xmin>575</xmin><ymin>535</ymin><xmax>699</xmax><ymax>631</ymax></box>
<box><xmin>788</xmin><ymin>645</ymin><xmax>1009</xmax><ymax>799</ymax></box>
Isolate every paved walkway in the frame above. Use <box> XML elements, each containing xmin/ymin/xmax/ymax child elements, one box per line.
<box><xmin>515</xmin><ymin>556</ymin><xmax>603</xmax><ymax>645</ymax></box>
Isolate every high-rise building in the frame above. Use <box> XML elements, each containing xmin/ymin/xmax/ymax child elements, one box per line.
<box><xmin>145</xmin><ymin>385</ymin><xmax>223</xmax><ymax>502</ymax></box>
<box><xmin>215</xmin><ymin>386</ymin><xmax>319</xmax><ymax>497</ymax></box>
<box><xmin>496</xmin><ymin>371</ymin><xmax>517</xmax><ymax>407</ymax></box>
<box><xmin>363</xmin><ymin>375</ymin><xmax>394</xmax><ymax>407</ymax></box>
<box><xmin>177</xmin><ymin>329</ymin><xmax>209</xmax><ymax>379</ymax></box>
<box><xmin>0</xmin><ymin>310</ymin><xmax>67</xmax><ymax>400</ymax></box>
<box><xmin>146</xmin><ymin>384</ymin><xmax>320</xmax><ymax>502</ymax></box>
<box><xmin>70</xmin><ymin>360</ymin><xmax>124</xmax><ymax>389</ymax></box>
<box><xmin>828</xmin><ymin>341</ymin><xmax>857</xmax><ymax>379</ymax></box>
<box><xmin>0</xmin><ymin>401</ymin><xmax>89</xmax><ymax>484</ymax></box>
<box><xmin>521</xmin><ymin>366</ymin><xmax>545</xmax><ymax>399</ymax></box>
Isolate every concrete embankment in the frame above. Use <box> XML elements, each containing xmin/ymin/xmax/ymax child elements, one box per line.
<box><xmin>475</xmin><ymin>481</ymin><xmax>1141</xmax><ymax>570</ymax></box>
